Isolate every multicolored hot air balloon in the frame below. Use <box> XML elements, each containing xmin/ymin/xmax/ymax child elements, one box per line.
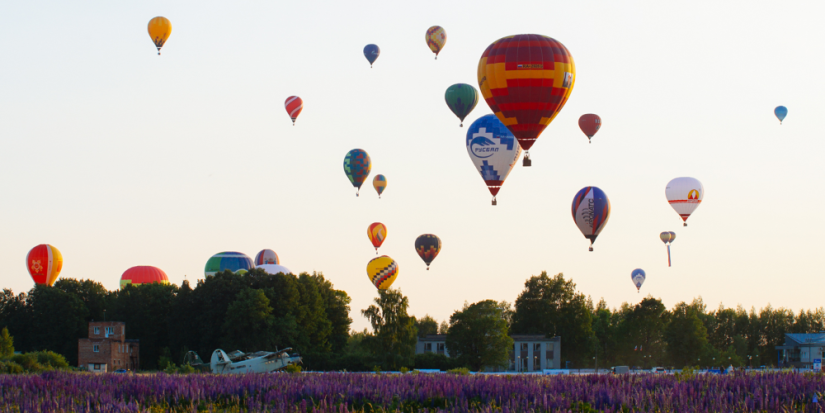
<box><xmin>414</xmin><ymin>234</ymin><xmax>441</xmax><ymax>270</ymax></box>
<box><xmin>373</xmin><ymin>174</ymin><xmax>387</xmax><ymax>198</ymax></box>
<box><xmin>425</xmin><ymin>26</ymin><xmax>446</xmax><ymax>59</ymax></box>
<box><xmin>367</xmin><ymin>222</ymin><xmax>387</xmax><ymax>254</ymax></box>
<box><xmin>572</xmin><ymin>186</ymin><xmax>611</xmax><ymax>251</ymax></box>
<box><xmin>666</xmin><ymin>177</ymin><xmax>703</xmax><ymax>226</ymax></box>
<box><xmin>659</xmin><ymin>232</ymin><xmax>676</xmax><ymax>267</ymax></box>
<box><xmin>147</xmin><ymin>17</ymin><xmax>172</xmax><ymax>55</ymax></box>
<box><xmin>285</xmin><ymin>96</ymin><xmax>303</xmax><ymax>125</ymax></box>
<box><xmin>344</xmin><ymin>149</ymin><xmax>372</xmax><ymax>196</ymax></box>
<box><xmin>120</xmin><ymin>266</ymin><xmax>169</xmax><ymax>289</ymax></box>
<box><xmin>478</xmin><ymin>34</ymin><xmax>575</xmax><ymax>166</ymax></box>
<box><xmin>204</xmin><ymin>252</ymin><xmax>254</xmax><ymax>277</ymax></box>
<box><xmin>578</xmin><ymin>114</ymin><xmax>601</xmax><ymax>144</ymax></box>
<box><xmin>631</xmin><ymin>268</ymin><xmax>646</xmax><ymax>293</ymax></box>
<box><xmin>257</xmin><ymin>264</ymin><xmax>292</xmax><ymax>275</ymax></box>
<box><xmin>26</xmin><ymin>244</ymin><xmax>63</xmax><ymax>286</ymax></box>
<box><xmin>364</xmin><ymin>44</ymin><xmax>380</xmax><ymax>68</ymax></box>
<box><xmin>775</xmin><ymin>106</ymin><xmax>788</xmax><ymax>124</ymax></box>
<box><xmin>367</xmin><ymin>255</ymin><xmax>398</xmax><ymax>290</ymax></box>
<box><xmin>254</xmin><ymin>249</ymin><xmax>279</xmax><ymax>265</ymax></box>
<box><xmin>445</xmin><ymin>84</ymin><xmax>479</xmax><ymax>127</ymax></box>
<box><xmin>466</xmin><ymin>114</ymin><xmax>522</xmax><ymax>205</ymax></box>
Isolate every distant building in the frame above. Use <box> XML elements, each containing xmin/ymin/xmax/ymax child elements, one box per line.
<box><xmin>776</xmin><ymin>333</ymin><xmax>825</xmax><ymax>368</ymax></box>
<box><xmin>415</xmin><ymin>334</ymin><xmax>561</xmax><ymax>372</ymax></box>
<box><xmin>78</xmin><ymin>321</ymin><xmax>139</xmax><ymax>373</ymax></box>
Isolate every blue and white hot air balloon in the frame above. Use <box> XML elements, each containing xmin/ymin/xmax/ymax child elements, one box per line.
<box><xmin>775</xmin><ymin>106</ymin><xmax>788</xmax><ymax>124</ymax></box>
<box><xmin>631</xmin><ymin>268</ymin><xmax>646</xmax><ymax>293</ymax></box>
<box><xmin>465</xmin><ymin>114</ymin><xmax>522</xmax><ymax>205</ymax></box>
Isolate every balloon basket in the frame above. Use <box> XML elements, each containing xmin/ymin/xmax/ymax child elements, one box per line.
<box><xmin>589</xmin><ymin>247</ymin><xmax>593</xmax><ymax>252</ymax></box>
<box><xmin>523</xmin><ymin>157</ymin><xmax>532</xmax><ymax>167</ymax></box>
<box><xmin>683</xmin><ymin>223</ymin><xmax>687</xmax><ymax>227</ymax></box>
<box><xmin>491</xmin><ymin>198</ymin><xmax>497</xmax><ymax>206</ymax></box>
<box><xmin>426</xmin><ymin>267</ymin><xmax>430</xmax><ymax>271</ymax></box>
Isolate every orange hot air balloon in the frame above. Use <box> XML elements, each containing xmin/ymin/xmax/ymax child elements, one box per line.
<box><xmin>26</xmin><ymin>244</ymin><xmax>63</xmax><ymax>286</ymax></box>
<box><xmin>147</xmin><ymin>17</ymin><xmax>172</xmax><ymax>55</ymax></box>
<box><xmin>477</xmin><ymin>34</ymin><xmax>575</xmax><ymax>166</ymax></box>
<box><xmin>285</xmin><ymin>96</ymin><xmax>303</xmax><ymax>125</ymax></box>
<box><xmin>367</xmin><ymin>222</ymin><xmax>387</xmax><ymax>254</ymax></box>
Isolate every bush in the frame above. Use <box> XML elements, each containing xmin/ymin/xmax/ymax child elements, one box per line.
<box><xmin>372</xmin><ymin>365</ymin><xmax>381</xmax><ymax>373</ymax></box>
<box><xmin>33</xmin><ymin>351</ymin><xmax>69</xmax><ymax>369</ymax></box>
<box><xmin>178</xmin><ymin>364</ymin><xmax>196</xmax><ymax>374</ymax></box>
<box><xmin>285</xmin><ymin>364</ymin><xmax>302</xmax><ymax>374</ymax></box>
<box><xmin>163</xmin><ymin>362</ymin><xmax>178</xmax><ymax>374</ymax></box>
<box><xmin>11</xmin><ymin>353</ymin><xmax>48</xmax><ymax>372</ymax></box>
<box><xmin>399</xmin><ymin>366</ymin><xmax>409</xmax><ymax>374</ymax></box>
<box><xmin>447</xmin><ymin>367</ymin><xmax>471</xmax><ymax>375</ymax></box>
<box><xmin>0</xmin><ymin>360</ymin><xmax>24</xmax><ymax>374</ymax></box>
<box><xmin>414</xmin><ymin>353</ymin><xmax>459</xmax><ymax>371</ymax></box>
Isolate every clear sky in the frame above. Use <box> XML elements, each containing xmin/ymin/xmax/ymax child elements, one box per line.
<box><xmin>1</xmin><ymin>0</ymin><xmax>823</xmax><ymax>332</ymax></box>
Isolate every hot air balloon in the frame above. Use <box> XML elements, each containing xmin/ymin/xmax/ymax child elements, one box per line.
<box><xmin>631</xmin><ymin>268</ymin><xmax>646</xmax><ymax>293</ymax></box>
<box><xmin>285</xmin><ymin>96</ymin><xmax>303</xmax><ymax>125</ymax></box>
<box><xmin>26</xmin><ymin>244</ymin><xmax>63</xmax><ymax>286</ymax></box>
<box><xmin>478</xmin><ymin>34</ymin><xmax>575</xmax><ymax>166</ymax></box>
<box><xmin>414</xmin><ymin>234</ymin><xmax>441</xmax><ymax>270</ymax></box>
<box><xmin>254</xmin><ymin>249</ymin><xmax>279</xmax><ymax>265</ymax></box>
<box><xmin>120</xmin><ymin>266</ymin><xmax>169</xmax><ymax>289</ymax></box>
<box><xmin>425</xmin><ymin>26</ymin><xmax>447</xmax><ymax>59</ymax></box>
<box><xmin>364</xmin><ymin>44</ymin><xmax>380</xmax><ymax>68</ymax></box>
<box><xmin>257</xmin><ymin>264</ymin><xmax>292</xmax><ymax>275</ymax></box>
<box><xmin>204</xmin><ymin>252</ymin><xmax>254</xmax><ymax>277</ymax></box>
<box><xmin>466</xmin><ymin>114</ymin><xmax>522</xmax><ymax>205</ymax></box>
<box><xmin>147</xmin><ymin>17</ymin><xmax>172</xmax><ymax>55</ymax></box>
<box><xmin>367</xmin><ymin>222</ymin><xmax>387</xmax><ymax>254</ymax></box>
<box><xmin>373</xmin><ymin>174</ymin><xmax>387</xmax><ymax>198</ymax></box>
<box><xmin>344</xmin><ymin>149</ymin><xmax>372</xmax><ymax>196</ymax></box>
<box><xmin>666</xmin><ymin>177</ymin><xmax>703</xmax><ymax>226</ymax></box>
<box><xmin>775</xmin><ymin>106</ymin><xmax>788</xmax><ymax>124</ymax></box>
<box><xmin>659</xmin><ymin>232</ymin><xmax>676</xmax><ymax>267</ymax></box>
<box><xmin>445</xmin><ymin>84</ymin><xmax>479</xmax><ymax>127</ymax></box>
<box><xmin>578</xmin><ymin>114</ymin><xmax>601</xmax><ymax>144</ymax></box>
<box><xmin>571</xmin><ymin>187</ymin><xmax>611</xmax><ymax>251</ymax></box>
<box><xmin>367</xmin><ymin>255</ymin><xmax>398</xmax><ymax>290</ymax></box>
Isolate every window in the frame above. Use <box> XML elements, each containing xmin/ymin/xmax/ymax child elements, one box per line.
<box><xmin>437</xmin><ymin>343</ymin><xmax>445</xmax><ymax>355</ymax></box>
<box><xmin>93</xmin><ymin>364</ymin><xmax>101</xmax><ymax>370</ymax></box>
<box><xmin>424</xmin><ymin>343</ymin><xmax>432</xmax><ymax>353</ymax></box>
<box><xmin>93</xmin><ymin>327</ymin><xmax>100</xmax><ymax>335</ymax></box>
<box><xmin>546</xmin><ymin>347</ymin><xmax>554</xmax><ymax>369</ymax></box>
<box><xmin>93</xmin><ymin>344</ymin><xmax>100</xmax><ymax>353</ymax></box>
<box><xmin>534</xmin><ymin>343</ymin><xmax>541</xmax><ymax>371</ymax></box>
<box><xmin>105</xmin><ymin>327</ymin><xmax>114</xmax><ymax>335</ymax></box>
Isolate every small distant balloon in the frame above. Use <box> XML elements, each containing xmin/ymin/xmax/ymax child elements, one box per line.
<box><xmin>285</xmin><ymin>96</ymin><xmax>303</xmax><ymax>125</ymax></box>
<box><xmin>373</xmin><ymin>174</ymin><xmax>387</xmax><ymax>198</ymax></box>
<box><xmin>364</xmin><ymin>44</ymin><xmax>380</xmax><ymax>68</ymax></box>
<box><xmin>666</xmin><ymin>177</ymin><xmax>703</xmax><ymax>226</ymax></box>
<box><xmin>367</xmin><ymin>222</ymin><xmax>387</xmax><ymax>254</ymax></box>
<box><xmin>774</xmin><ymin>106</ymin><xmax>788</xmax><ymax>124</ymax></box>
<box><xmin>147</xmin><ymin>17</ymin><xmax>172</xmax><ymax>55</ymax></box>
<box><xmin>120</xmin><ymin>266</ymin><xmax>169</xmax><ymax>289</ymax></box>
<box><xmin>445</xmin><ymin>84</ymin><xmax>479</xmax><ymax>127</ymax></box>
<box><xmin>204</xmin><ymin>252</ymin><xmax>254</xmax><ymax>277</ymax></box>
<box><xmin>465</xmin><ymin>115</ymin><xmax>522</xmax><ymax>205</ymax></box>
<box><xmin>571</xmin><ymin>186</ymin><xmax>611</xmax><ymax>251</ymax></box>
<box><xmin>254</xmin><ymin>249</ymin><xmax>280</xmax><ymax>266</ymax></box>
<box><xmin>344</xmin><ymin>149</ymin><xmax>372</xmax><ymax>196</ymax></box>
<box><xmin>425</xmin><ymin>26</ymin><xmax>447</xmax><ymax>59</ymax></box>
<box><xmin>27</xmin><ymin>244</ymin><xmax>63</xmax><ymax>286</ymax></box>
<box><xmin>367</xmin><ymin>255</ymin><xmax>398</xmax><ymax>290</ymax></box>
<box><xmin>578</xmin><ymin>114</ymin><xmax>601</xmax><ymax>144</ymax></box>
<box><xmin>415</xmin><ymin>234</ymin><xmax>441</xmax><ymax>270</ymax></box>
<box><xmin>631</xmin><ymin>268</ymin><xmax>646</xmax><ymax>293</ymax></box>
<box><xmin>659</xmin><ymin>232</ymin><xmax>676</xmax><ymax>267</ymax></box>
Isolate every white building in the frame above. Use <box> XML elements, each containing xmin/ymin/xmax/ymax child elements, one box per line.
<box><xmin>776</xmin><ymin>333</ymin><xmax>825</xmax><ymax>368</ymax></box>
<box><xmin>415</xmin><ymin>334</ymin><xmax>561</xmax><ymax>372</ymax></box>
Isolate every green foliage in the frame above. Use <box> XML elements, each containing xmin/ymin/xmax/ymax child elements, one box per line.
<box><xmin>445</xmin><ymin>299</ymin><xmax>513</xmax><ymax>371</ymax></box>
<box><xmin>222</xmin><ymin>288</ymin><xmax>276</xmax><ymax>351</ymax></box>
<box><xmin>0</xmin><ymin>360</ymin><xmax>23</xmax><ymax>374</ymax></box>
<box><xmin>399</xmin><ymin>366</ymin><xmax>409</xmax><ymax>374</ymax></box>
<box><xmin>414</xmin><ymin>352</ymin><xmax>460</xmax><ymax>371</ymax></box>
<box><xmin>32</xmin><ymin>350</ymin><xmax>69</xmax><ymax>369</ymax></box>
<box><xmin>372</xmin><ymin>365</ymin><xmax>381</xmax><ymax>373</ymax></box>
<box><xmin>415</xmin><ymin>315</ymin><xmax>439</xmax><ymax>338</ymax></box>
<box><xmin>361</xmin><ymin>289</ymin><xmax>417</xmax><ymax>371</ymax></box>
<box><xmin>665</xmin><ymin>300</ymin><xmax>710</xmax><ymax>368</ymax></box>
<box><xmin>447</xmin><ymin>367</ymin><xmax>470</xmax><ymax>375</ymax></box>
<box><xmin>178</xmin><ymin>363</ymin><xmax>196</xmax><ymax>374</ymax></box>
<box><xmin>163</xmin><ymin>361</ymin><xmax>178</xmax><ymax>374</ymax></box>
<box><xmin>0</xmin><ymin>327</ymin><xmax>13</xmax><ymax>359</ymax></box>
<box><xmin>285</xmin><ymin>364</ymin><xmax>302</xmax><ymax>373</ymax></box>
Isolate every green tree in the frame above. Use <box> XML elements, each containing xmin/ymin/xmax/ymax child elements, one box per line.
<box><xmin>591</xmin><ymin>298</ymin><xmax>617</xmax><ymax>367</ymax></box>
<box><xmin>312</xmin><ymin>272</ymin><xmax>352</xmax><ymax>353</ymax></box>
<box><xmin>415</xmin><ymin>315</ymin><xmax>439</xmax><ymax>338</ymax></box>
<box><xmin>0</xmin><ymin>327</ymin><xmax>13</xmax><ymax>359</ymax></box>
<box><xmin>445</xmin><ymin>300</ymin><xmax>513</xmax><ymax>371</ymax></box>
<box><xmin>511</xmin><ymin>272</ymin><xmax>595</xmax><ymax>367</ymax></box>
<box><xmin>665</xmin><ymin>301</ymin><xmax>710</xmax><ymax>368</ymax></box>
<box><xmin>53</xmin><ymin>279</ymin><xmax>109</xmax><ymax>322</ymax></box>
<box><xmin>439</xmin><ymin>321</ymin><xmax>449</xmax><ymax>334</ymax></box>
<box><xmin>361</xmin><ymin>288</ymin><xmax>417</xmax><ymax>370</ymax></box>
<box><xmin>25</xmin><ymin>285</ymin><xmax>88</xmax><ymax>365</ymax></box>
<box><xmin>614</xmin><ymin>297</ymin><xmax>667</xmax><ymax>368</ymax></box>
<box><xmin>108</xmin><ymin>282</ymin><xmax>177</xmax><ymax>369</ymax></box>
<box><xmin>222</xmin><ymin>288</ymin><xmax>276</xmax><ymax>351</ymax></box>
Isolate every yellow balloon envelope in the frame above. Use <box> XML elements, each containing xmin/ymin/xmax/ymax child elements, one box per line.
<box><xmin>425</xmin><ymin>26</ymin><xmax>447</xmax><ymax>59</ymax></box>
<box><xmin>148</xmin><ymin>16</ymin><xmax>172</xmax><ymax>55</ymax></box>
<box><xmin>366</xmin><ymin>255</ymin><xmax>398</xmax><ymax>290</ymax></box>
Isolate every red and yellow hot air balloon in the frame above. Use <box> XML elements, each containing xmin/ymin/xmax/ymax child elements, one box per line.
<box><xmin>477</xmin><ymin>34</ymin><xmax>575</xmax><ymax>166</ymax></box>
<box><xmin>367</xmin><ymin>222</ymin><xmax>387</xmax><ymax>254</ymax></box>
<box><xmin>425</xmin><ymin>26</ymin><xmax>447</xmax><ymax>59</ymax></box>
<box><xmin>285</xmin><ymin>96</ymin><xmax>303</xmax><ymax>125</ymax></box>
<box><xmin>26</xmin><ymin>244</ymin><xmax>63</xmax><ymax>286</ymax></box>
<box><xmin>578</xmin><ymin>114</ymin><xmax>601</xmax><ymax>144</ymax></box>
<box><xmin>120</xmin><ymin>266</ymin><xmax>170</xmax><ymax>289</ymax></box>
<box><xmin>147</xmin><ymin>17</ymin><xmax>172</xmax><ymax>55</ymax></box>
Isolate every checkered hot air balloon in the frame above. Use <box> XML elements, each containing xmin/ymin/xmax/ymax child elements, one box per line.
<box><xmin>414</xmin><ymin>234</ymin><xmax>441</xmax><ymax>270</ymax></box>
<box><xmin>343</xmin><ymin>149</ymin><xmax>372</xmax><ymax>196</ymax></box>
<box><xmin>478</xmin><ymin>34</ymin><xmax>575</xmax><ymax>166</ymax></box>
<box><xmin>26</xmin><ymin>244</ymin><xmax>63</xmax><ymax>286</ymax></box>
<box><xmin>367</xmin><ymin>222</ymin><xmax>387</xmax><ymax>254</ymax></box>
<box><xmin>285</xmin><ymin>96</ymin><xmax>303</xmax><ymax>125</ymax></box>
<box><xmin>366</xmin><ymin>255</ymin><xmax>398</xmax><ymax>290</ymax></box>
<box><xmin>425</xmin><ymin>26</ymin><xmax>446</xmax><ymax>60</ymax></box>
<box><xmin>572</xmin><ymin>187</ymin><xmax>611</xmax><ymax>251</ymax></box>
<box><xmin>466</xmin><ymin>115</ymin><xmax>522</xmax><ymax>205</ymax></box>
<box><xmin>373</xmin><ymin>174</ymin><xmax>387</xmax><ymax>198</ymax></box>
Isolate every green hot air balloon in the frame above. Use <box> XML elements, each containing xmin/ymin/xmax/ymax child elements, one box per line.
<box><xmin>445</xmin><ymin>84</ymin><xmax>479</xmax><ymax>127</ymax></box>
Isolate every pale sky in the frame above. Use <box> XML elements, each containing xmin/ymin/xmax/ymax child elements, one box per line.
<box><xmin>1</xmin><ymin>1</ymin><xmax>823</xmax><ymax>332</ymax></box>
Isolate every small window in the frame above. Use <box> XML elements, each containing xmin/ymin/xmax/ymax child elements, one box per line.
<box><xmin>425</xmin><ymin>343</ymin><xmax>432</xmax><ymax>353</ymax></box>
<box><xmin>93</xmin><ymin>344</ymin><xmax>99</xmax><ymax>352</ymax></box>
<box><xmin>93</xmin><ymin>327</ymin><xmax>100</xmax><ymax>335</ymax></box>
<box><xmin>105</xmin><ymin>327</ymin><xmax>114</xmax><ymax>335</ymax></box>
<box><xmin>437</xmin><ymin>343</ymin><xmax>445</xmax><ymax>355</ymax></box>
<box><xmin>93</xmin><ymin>364</ymin><xmax>101</xmax><ymax>370</ymax></box>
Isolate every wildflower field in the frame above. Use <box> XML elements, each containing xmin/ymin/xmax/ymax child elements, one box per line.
<box><xmin>1</xmin><ymin>371</ymin><xmax>824</xmax><ymax>412</ymax></box>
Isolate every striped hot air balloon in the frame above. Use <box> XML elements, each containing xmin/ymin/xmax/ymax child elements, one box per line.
<box><xmin>26</xmin><ymin>244</ymin><xmax>63</xmax><ymax>286</ymax></box>
<box><xmin>571</xmin><ymin>186</ymin><xmax>611</xmax><ymax>251</ymax></box>
<box><xmin>285</xmin><ymin>96</ymin><xmax>303</xmax><ymax>125</ymax></box>
<box><xmin>367</xmin><ymin>222</ymin><xmax>387</xmax><ymax>254</ymax></box>
<box><xmin>254</xmin><ymin>249</ymin><xmax>279</xmax><ymax>265</ymax></box>
<box><xmin>204</xmin><ymin>252</ymin><xmax>254</xmax><ymax>277</ymax></box>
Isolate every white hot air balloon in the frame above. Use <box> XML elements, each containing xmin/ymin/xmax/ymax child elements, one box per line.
<box><xmin>465</xmin><ymin>114</ymin><xmax>522</xmax><ymax>205</ymax></box>
<box><xmin>666</xmin><ymin>177</ymin><xmax>704</xmax><ymax>226</ymax></box>
<box><xmin>631</xmin><ymin>268</ymin><xmax>646</xmax><ymax>293</ymax></box>
<box><xmin>257</xmin><ymin>264</ymin><xmax>292</xmax><ymax>275</ymax></box>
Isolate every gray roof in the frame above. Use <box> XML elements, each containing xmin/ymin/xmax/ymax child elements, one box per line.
<box><xmin>785</xmin><ymin>333</ymin><xmax>825</xmax><ymax>345</ymax></box>
<box><xmin>417</xmin><ymin>334</ymin><xmax>560</xmax><ymax>342</ymax></box>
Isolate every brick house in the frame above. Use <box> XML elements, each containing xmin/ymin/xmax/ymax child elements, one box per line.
<box><xmin>78</xmin><ymin>321</ymin><xmax>140</xmax><ymax>372</ymax></box>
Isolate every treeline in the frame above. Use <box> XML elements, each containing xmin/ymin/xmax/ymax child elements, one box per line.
<box><xmin>0</xmin><ymin>269</ymin><xmax>352</xmax><ymax>369</ymax></box>
<box><xmin>1</xmin><ymin>270</ymin><xmax>822</xmax><ymax>371</ymax></box>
